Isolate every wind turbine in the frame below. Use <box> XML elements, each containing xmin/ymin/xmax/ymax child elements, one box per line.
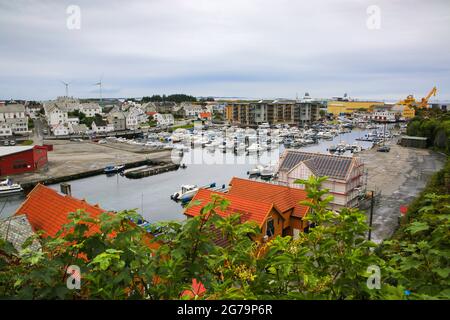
<box><xmin>61</xmin><ymin>81</ymin><xmax>70</xmax><ymax>97</ymax></box>
<box><xmin>94</xmin><ymin>75</ymin><xmax>103</xmax><ymax>103</ymax></box>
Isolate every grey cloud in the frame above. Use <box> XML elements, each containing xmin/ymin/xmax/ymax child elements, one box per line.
<box><xmin>0</xmin><ymin>0</ymin><xmax>449</xmax><ymax>101</ymax></box>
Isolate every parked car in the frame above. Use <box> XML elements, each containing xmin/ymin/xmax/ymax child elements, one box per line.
<box><xmin>3</xmin><ymin>140</ymin><xmax>9</xmax><ymax>146</ymax></box>
<box><xmin>377</xmin><ymin>145</ymin><xmax>390</xmax><ymax>152</ymax></box>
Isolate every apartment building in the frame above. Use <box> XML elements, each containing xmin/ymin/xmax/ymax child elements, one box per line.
<box><xmin>227</xmin><ymin>99</ymin><xmax>320</xmax><ymax>126</ymax></box>
<box><xmin>0</xmin><ymin>104</ymin><xmax>29</xmax><ymax>134</ymax></box>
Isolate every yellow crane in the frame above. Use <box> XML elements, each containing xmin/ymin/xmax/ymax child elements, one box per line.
<box><xmin>418</xmin><ymin>86</ymin><xmax>437</xmax><ymax>108</ymax></box>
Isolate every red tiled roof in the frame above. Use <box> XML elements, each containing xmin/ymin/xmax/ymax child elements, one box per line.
<box><xmin>184</xmin><ymin>188</ymin><xmax>273</xmax><ymax>227</ymax></box>
<box><xmin>15</xmin><ymin>184</ymin><xmax>107</xmax><ymax>237</ymax></box>
<box><xmin>228</xmin><ymin>177</ymin><xmax>310</xmax><ymax>218</ymax></box>
<box><xmin>199</xmin><ymin>112</ymin><xmax>211</xmax><ymax>119</ymax></box>
<box><xmin>146</xmin><ymin>111</ymin><xmax>157</xmax><ymax>116</ymax></box>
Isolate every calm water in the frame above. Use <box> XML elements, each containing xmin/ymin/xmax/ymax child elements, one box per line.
<box><xmin>0</xmin><ymin>129</ymin><xmax>374</xmax><ymax>221</ymax></box>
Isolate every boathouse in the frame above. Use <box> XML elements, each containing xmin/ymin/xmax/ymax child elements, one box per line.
<box><xmin>184</xmin><ymin>177</ymin><xmax>311</xmax><ymax>241</ymax></box>
<box><xmin>0</xmin><ymin>145</ymin><xmax>49</xmax><ymax>177</ymax></box>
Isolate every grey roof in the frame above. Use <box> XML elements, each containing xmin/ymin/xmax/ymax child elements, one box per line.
<box><xmin>0</xmin><ymin>104</ymin><xmax>25</xmax><ymax>113</ymax></box>
<box><xmin>71</xmin><ymin>124</ymin><xmax>88</xmax><ymax>132</ymax></box>
<box><xmin>0</xmin><ymin>146</ymin><xmax>34</xmax><ymax>157</ymax></box>
<box><xmin>0</xmin><ymin>214</ymin><xmax>41</xmax><ymax>252</ymax></box>
<box><xmin>279</xmin><ymin>150</ymin><xmax>355</xmax><ymax>180</ymax></box>
<box><xmin>94</xmin><ymin>118</ymin><xmax>108</xmax><ymax>126</ymax></box>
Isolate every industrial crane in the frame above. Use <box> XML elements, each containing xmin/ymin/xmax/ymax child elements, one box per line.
<box><xmin>397</xmin><ymin>86</ymin><xmax>438</xmax><ymax>109</ymax></box>
<box><xmin>418</xmin><ymin>86</ymin><xmax>437</xmax><ymax>108</ymax></box>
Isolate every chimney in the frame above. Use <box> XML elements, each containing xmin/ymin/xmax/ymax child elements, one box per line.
<box><xmin>60</xmin><ymin>183</ymin><xmax>71</xmax><ymax>196</ymax></box>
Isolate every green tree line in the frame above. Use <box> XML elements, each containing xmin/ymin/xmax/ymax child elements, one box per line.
<box><xmin>407</xmin><ymin>109</ymin><xmax>450</xmax><ymax>154</ymax></box>
<box><xmin>141</xmin><ymin>94</ymin><xmax>197</xmax><ymax>104</ymax></box>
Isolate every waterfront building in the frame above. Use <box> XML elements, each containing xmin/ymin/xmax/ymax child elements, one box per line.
<box><xmin>276</xmin><ymin>150</ymin><xmax>364</xmax><ymax>211</ymax></box>
<box><xmin>185</xmin><ymin>177</ymin><xmax>311</xmax><ymax>241</ymax></box>
<box><xmin>44</xmin><ymin>103</ymin><xmax>69</xmax><ymax>126</ymax></box>
<box><xmin>182</xmin><ymin>103</ymin><xmax>205</xmax><ymax>118</ymax></box>
<box><xmin>198</xmin><ymin>112</ymin><xmax>212</xmax><ymax>121</ymax></box>
<box><xmin>107</xmin><ymin>111</ymin><xmax>127</xmax><ymax>131</ymax></box>
<box><xmin>0</xmin><ymin>123</ymin><xmax>13</xmax><ymax>137</ymax></box>
<box><xmin>125</xmin><ymin>110</ymin><xmax>139</xmax><ymax>130</ymax></box>
<box><xmin>391</xmin><ymin>104</ymin><xmax>415</xmax><ymax>120</ymax></box>
<box><xmin>79</xmin><ymin>103</ymin><xmax>102</xmax><ymax>117</ymax></box>
<box><xmin>92</xmin><ymin>118</ymin><xmax>114</xmax><ymax>133</ymax></box>
<box><xmin>0</xmin><ymin>145</ymin><xmax>49</xmax><ymax>176</ymax></box>
<box><xmin>14</xmin><ymin>184</ymin><xmax>161</xmax><ymax>251</ymax></box>
<box><xmin>51</xmin><ymin>123</ymin><xmax>69</xmax><ymax>136</ymax></box>
<box><xmin>153</xmin><ymin>113</ymin><xmax>174</xmax><ymax>126</ymax></box>
<box><xmin>226</xmin><ymin>98</ymin><xmax>320</xmax><ymax>126</ymax></box>
<box><xmin>0</xmin><ymin>103</ymin><xmax>29</xmax><ymax>134</ymax></box>
<box><xmin>327</xmin><ymin>94</ymin><xmax>384</xmax><ymax>116</ymax></box>
<box><xmin>68</xmin><ymin>123</ymin><xmax>88</xmax><ymax>135</ymax></box>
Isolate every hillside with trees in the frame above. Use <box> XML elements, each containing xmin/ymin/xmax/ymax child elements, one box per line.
<box><xmin>1</xmin><ymin>175</ymin><xmax>448</xmax><ymax>300</ymax></box>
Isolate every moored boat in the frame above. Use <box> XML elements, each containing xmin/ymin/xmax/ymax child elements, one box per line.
<box><xmin>0</xmin><ymin>178</ymin><xmax>23</xmax><ymax>196</ymax></box>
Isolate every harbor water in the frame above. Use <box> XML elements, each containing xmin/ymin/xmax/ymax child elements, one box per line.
<box><xmin>0</xmin><ymin>128</ymin><xmax>375</xmax><ymax>221</ymax></box>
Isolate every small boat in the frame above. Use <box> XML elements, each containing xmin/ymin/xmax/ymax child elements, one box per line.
<box><xmin>104</xmin><ymin>164</ymin><xmax>125</xmax><ymax>174</ymax></box>
<box><xmin>0</xmin><ymin>178</ymin><xmax>23</xmax><ymax>196</ymax></box>
<box><xmin>260</xmin><ymin>165</ymin><xmax>275</xmax><ymax>179</ymax></box>
<box><xmin>171</xmin><ymin>182</ymin><xmax>216</xmax><ymax>202</ymax></box>
<box><xmin>248</xmin><ymin>164</ymin><xmax>264</xmax><ymax>176</ymax></box>
<box><xmin>247</xmin><ymin>143</ymin><xmax>262</xmax><ymax>152</ymax></box>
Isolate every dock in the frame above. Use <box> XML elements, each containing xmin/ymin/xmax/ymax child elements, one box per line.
<box><xmin>124</xmin><ymin>162</ymin><xmax>180</xmax><ymax>179</ymax></box>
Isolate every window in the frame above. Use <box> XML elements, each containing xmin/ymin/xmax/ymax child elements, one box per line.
<box><xmin>266</xmin><ymin>218</ymin><xmax>275</xmax><ymax>237</ymax></box>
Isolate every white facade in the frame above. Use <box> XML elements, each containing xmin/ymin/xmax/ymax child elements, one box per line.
<box><xmin>153</xmin><ymin>113</ymin><xmax>174</xmax><ymax>126</ymax></box>
<box><xmin>0</xmin><ymin>123</ymin><xmax>13</xmax><ymax>137</ymax></box>
<box><xmin>91</xmin><ymin>121</ymin><xmax>114</xmax><ymax>133</ymax></box>
<box><xmin>67</xmin><ymin>117</ymin><xmax>80</xmax><ymax>125</ymax></box>
<box><xmin>79</xmin><ymin>104</ymin><xmax>102</xmax><ymax>117</ymax></box>
<box><xmin>52</xmin><ymin>124</ymin><xmax>69</xmax><ymax>136</ymax></box>
<box><xmin>129</xmin><ymin>106</ymin><xmax>148</xmax><ymax>124</ymax></box>
<box><xmin>0</xmin><ymin>104</ymin><xmax>29</xmax><ymax>134</ymax></box>
<box><xmin>125</xmin><ymin>111</ymin><xmax>139</xmax><ymax>129</ymax></box>
<box><xmin>183</xmin><ymin>104</ymin><xmax>204</xmax><ymax>118</ymax></box>
<box><xmin>46</xmin><ymin>105</ymin><xmax>68</xmax><ymax>126</ymax></box>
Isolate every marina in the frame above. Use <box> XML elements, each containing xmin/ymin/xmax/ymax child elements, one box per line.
<box><xmin>0</xmin><ymin>125</ymin><xmax>390</xmax><ymax>221</ymax></box>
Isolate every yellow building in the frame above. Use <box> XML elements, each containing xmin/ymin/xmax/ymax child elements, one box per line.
<box><xmin>392</xmin><ymin>104</ymin><xmax>415</xmax><ymax>120</ymax></box>
<box><xmin>225</xmin><ymin>104</ymin><xmax>233</xmax><ymax>121</ymax></box>
<box><xmin>327</xmin><ymin>100</ymin><xmax>383</xmax><ymax>116</ymax></box>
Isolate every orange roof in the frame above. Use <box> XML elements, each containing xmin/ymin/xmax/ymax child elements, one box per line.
<box><xmin>184</xmin><ymin>188</ymin><xmax>274</xmax><ymax>227</ymax></box>
<box><xmin>199</xmin><ymin>112</ymin><xmax>211</xmax><ymax>118</ymax></box>
<box><xmin>228</xmin><ymin>177</ymin><xmax>310</xmax><ymax>218</ymax></box>
<box><xmin>15</xmin><ymin>184</ymin><xmax>107</xmax><ymax>237</ymax></box>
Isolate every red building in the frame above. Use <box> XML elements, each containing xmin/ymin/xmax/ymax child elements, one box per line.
<box><xmin>0</xmin><ymin>145</ymin><xmax>48</xmax><ymax>176</ymax></box>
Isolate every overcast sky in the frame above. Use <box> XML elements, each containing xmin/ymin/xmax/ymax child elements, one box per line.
<box><xmin>0</xmin><ymin>0</ymin><xmax>449</xmax><ymax>101</ymax></box>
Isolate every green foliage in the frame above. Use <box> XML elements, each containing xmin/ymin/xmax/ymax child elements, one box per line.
<box><xmin>141</xmin><ymin>94</ymin><xmax>197</xmax><ymax>104</ymax></box>
<box><xmin>406</xmin><ymin>110</ymin><xmax>450</xmax><ymax>154</ymax></box>
<box><xmin>0</xmin><ymin>176</ymin><xmax>448</xmax><ymax>300</ymax></box>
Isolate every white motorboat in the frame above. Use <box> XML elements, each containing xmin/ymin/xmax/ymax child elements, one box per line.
<box><xmin>260</xmin><ymin>165</ymin><xmax>275</xmax><ymax>179</ymax></box>
<box><xmin>171</xmin><ymin>184</ymin><xmax>198</xmax><ymax>201</ymax></box>
<box><xmin>247</xmin><ymin>143</ymin><xmax>262</xmax><ymax>152</ymax></box>
<box><xmin>248</xmin><ymin>165</ymin><xmax>264</xmax><ymax>175</ymax></box>
<box><xmin>0</xmin><ymin>179</ymin><xmax>23</xmax><ymax>195</ymax></box>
